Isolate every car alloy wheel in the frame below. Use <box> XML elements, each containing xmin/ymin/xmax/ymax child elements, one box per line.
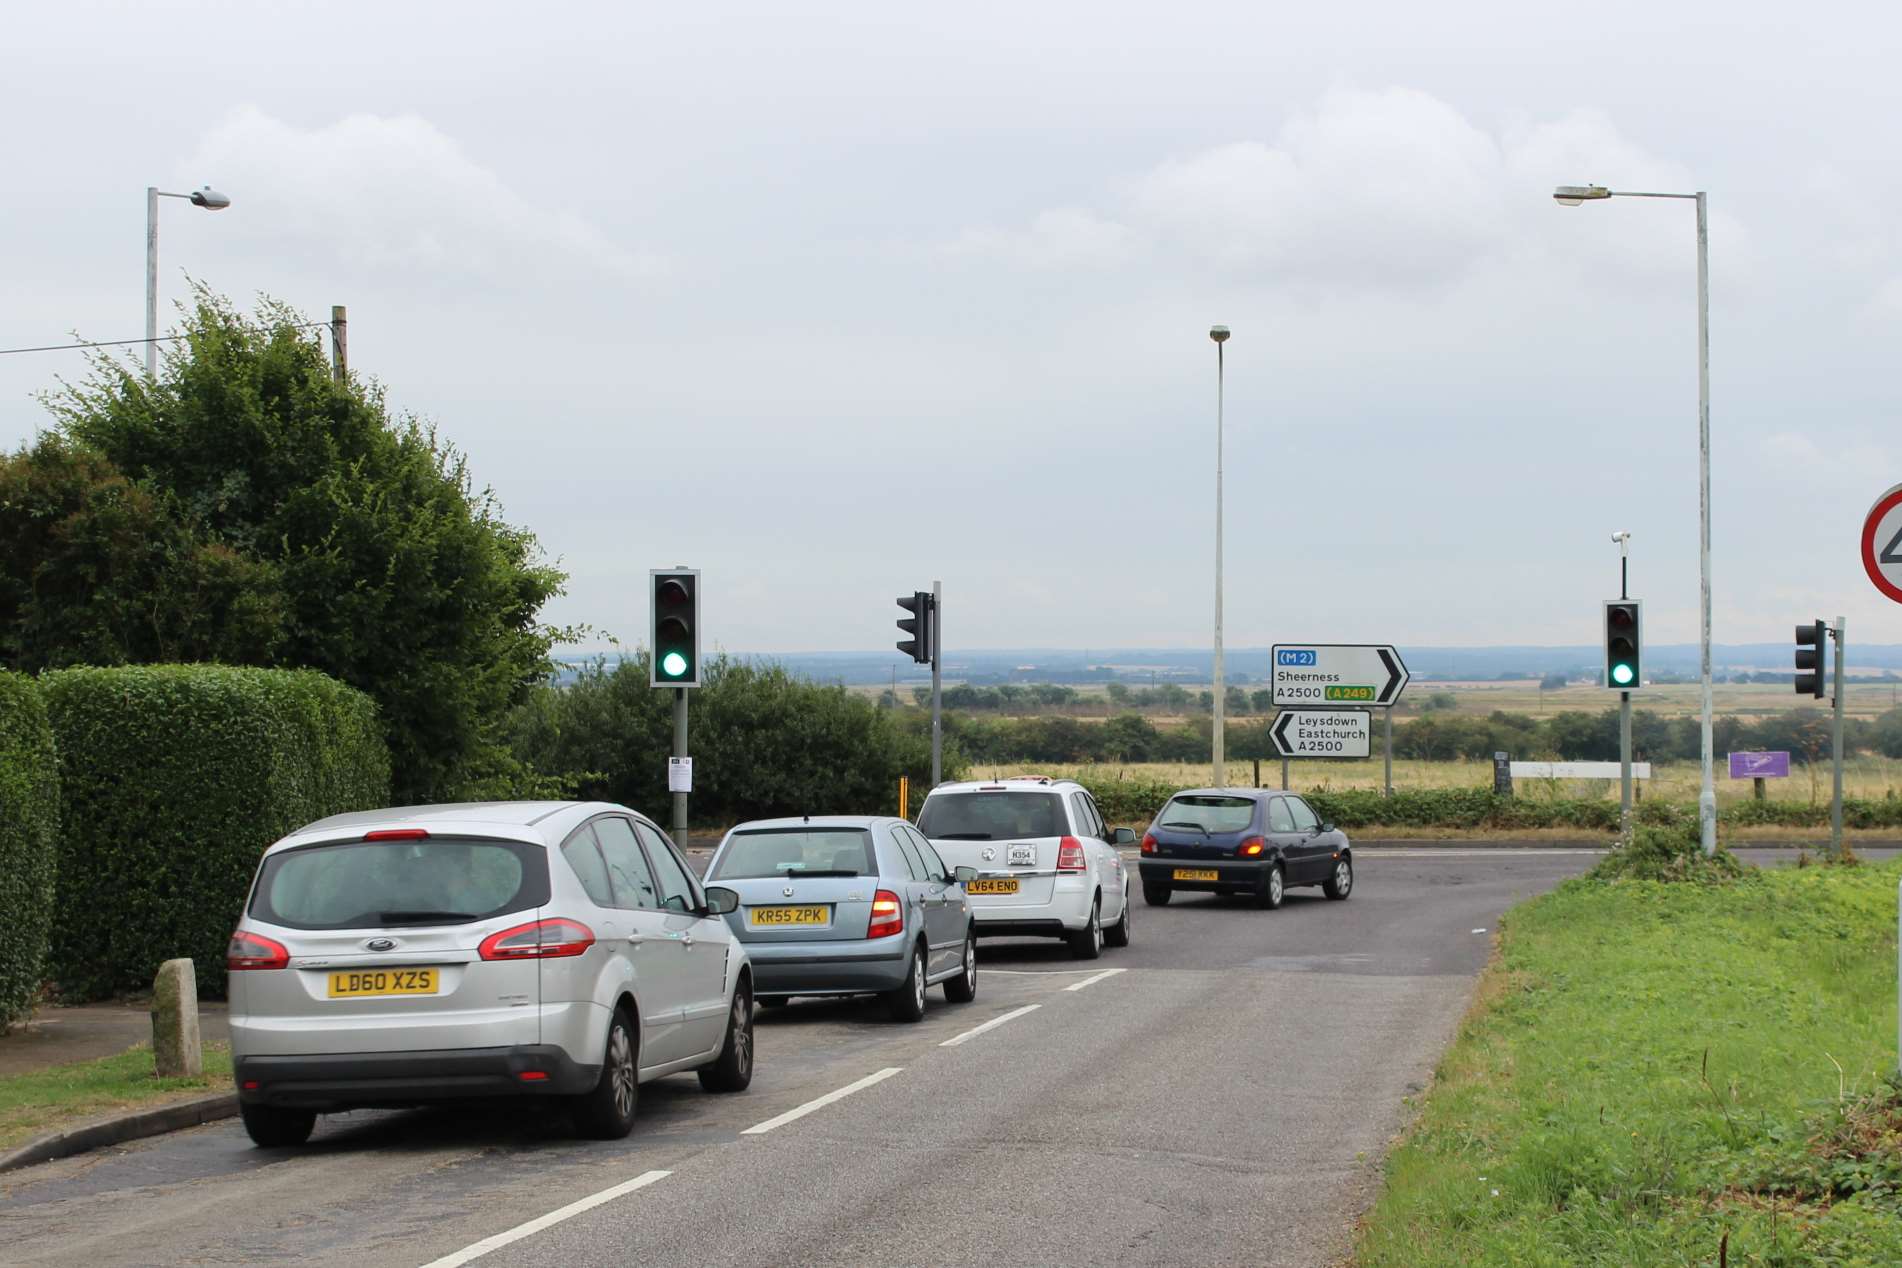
<box><xmin>608</xmin><ymin>1021</ymin><xmax>636</xmax><ymax>1122</ymax></box>
<box><xmin>1092</xmin><ymin>908</ymin><xmax>1103</xmax><ymax>954</ymax></box>
<box><xmin>1334</xmin><ymin>861</ymin><xmax>1351</xmax><ymax>895</ymax></box>
<box><xmin>731</xmin><ymin>993</ymin><xmax>753</xmax><ymax>1079</ymax></box>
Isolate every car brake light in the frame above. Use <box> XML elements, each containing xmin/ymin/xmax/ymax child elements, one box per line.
<box><xmin>1239</xmin><ymin>837</ymin><xmax>1266</xmax><ymax>857</ymax></box>
<box><xmin>478</xmin><ymin>918</ymin><xmax>595</xmax><ymax>960</ymax></box>
<box><xmin>867</xmin><ymin>890</ymin><xmax>904</xmax><ymax>939</ymax></box>
<box><xmin>1057</xmin><ymin>837</ymin><xmax>1087</xmax><ymax>872</ymax></box>
<box><xmin>364</xmin><ymin>828</ymin><xmax>429</xmax><ymax>841</ymax></box>
<box><xmin>227</xmin><ymin>929</ymin><xmax>290</xmax><ymax>971</ymax></box>
<box><xmin>1140</xmin><ymin>833</ymin><xmax>1157</xmax><ymax>855</ymax></box>
<box><xmin>518</xmin><ymin>1070</ymin><xmax>549</xmax><ymax>1082</ymax></box>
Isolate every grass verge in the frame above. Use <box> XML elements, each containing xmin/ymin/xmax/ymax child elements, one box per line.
<box><xmin>1356</xmin><ymin>856</ymin><xmax>1902</xmax><ymax>1265</ymax></box>
<box><xmin>0</xmin><ymin>1043</ymin><xmax>233</xmax><ymax>1151</ymax></box>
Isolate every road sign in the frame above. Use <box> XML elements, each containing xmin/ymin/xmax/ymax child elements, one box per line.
<box><xmin>1728</xmin><ymin>751</ymin><xmax>1790</xmax><ymax>779</ymax></box>
<box><xmin>668</xmin><ymin>756</ymin><xmax>693</xmax><ymax>793</ymax></box>
<box><xmin>1271</xmin><ymin>644</ymin><xmax>1409</xmax><ymax>708</ymax></box>
<box><xmin>1863</xmin><ymin>483</ymin><xmax>1902</xmax><ymax>604</ymax></box>
<box><xmin>1270</xmin><ymin>709</ymin><xmax>1372</xmax><ymax>759</ymax></box>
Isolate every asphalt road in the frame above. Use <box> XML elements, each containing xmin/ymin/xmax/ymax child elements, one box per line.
<box><xmin>0</xmin><ymin>846</ymin><xmax>1875</xmax><ymax>1267</ymax></box>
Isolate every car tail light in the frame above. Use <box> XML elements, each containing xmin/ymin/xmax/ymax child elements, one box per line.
<box><xmin>478</xmin><ymin>918</ymin><xmax>595</xmax><ymax>960</ymax></box>
<box><xmin>867</xmin><ymin>890</ymin><xmax>904</xmax><ymax>939</ymax></box>
<box><xmin>1140</xmin><ymin>833</ymin><xmax>1157</xmax><ymax>855</ymax></box>
<box><xmin>227</xmin><ymin>930</ymin><xmax>289</xmax><ymax>971</ymax></box>
<box><xmin>364</xmin><ymin>828</ymin><xmax>429</xmax><ymax>841</ymax></box>
<box><xmin>1238</xmin><ymin>837</ymin><xmax>1266</xmax><ymax>857</ymax></box>
<box><xmin>518</xmin><ymin>1070</ymin><xmax>549</xmax><ymax>1082</ymax></box>
<box><xmin>1057</xmin><ymin>837</ymin><xmax>1087</xmax><ymax>872</ymax></box>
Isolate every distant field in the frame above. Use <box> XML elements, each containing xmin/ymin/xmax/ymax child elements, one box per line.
<box><xmin>969</xmin><ymin>756</ymin><xmax>1902</xmax><ymax>804</ymax></box>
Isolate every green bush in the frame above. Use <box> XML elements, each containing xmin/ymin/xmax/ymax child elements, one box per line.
<box><xmin>42</xmin><ymin>665</ymin><xmax>390</xmax><ymax>1000</ymax></box>
<box><xmin>0</xmin><ymin>671</ymin><xmax>60</xmax><ymax>1027</ymax></box>
<box><xmin>1588</xmin><ymin>822</ymin><xmax>1748</xmax><ymax>884</ymax></box>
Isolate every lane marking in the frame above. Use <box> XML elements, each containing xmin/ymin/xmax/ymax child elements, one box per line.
<box><xmin>1063</xmin><ymin>967</ymin><xmax>1126</xmax><ymax>992</ymax></box>
<box><xmin>940</xmin><ymin>1004</ymin><xmax>1040</xmax><ymax>1047</ymax></box>
<box><xmin>984</xmin><ymin>968</ymin><xmax>1116</xmax><ymax>976</ymax></box>
<box><xmin>740</xmin><ymin>1067</ymin><xmax>903</xmax><ymax>1135</ymax></box>
<box><xmin>419</xmin><ymin>1169</ymin><xmax>671</xmax><ymax>1267</ymax></box>
<box><xmin>1358</xmin><ymin>848</ymin><xmax>1605</xmax><ymax>858</ymax></box>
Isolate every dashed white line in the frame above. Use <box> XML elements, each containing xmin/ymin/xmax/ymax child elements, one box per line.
<box><xmin>419</xmin><ymin>1169</ymin><xmax>672</xmax><ymax>1267</ymax></box>
<box><xmin>939</xmin><ymin>1004</ymin><xmax>1040</xmax><ymax>1047</ymax></box>
<box><xmin>1063</xmin><ymin>967</ymin><xmax>1126</xmax><ymax>992</ymax></box>
<box><xmin>740</xmin><ymin>1066</ymin><xmax>903</xmax><ymax>1135</ymax></box>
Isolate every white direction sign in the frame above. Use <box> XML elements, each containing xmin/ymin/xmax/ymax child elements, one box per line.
<box><xmin>1271</xmin><ymin>644</ymin><xmax>1410</xmax><ymax>708</ymax></box>
<box><xmin>1863</xmin><ymin>482</ymin><xmax>1902</xmax><ymax>605</ymax></box>
<box><xmin>1271</xmin><ymin>709</ymin><xmax>1371</xmax><ymax>759</ymax></box>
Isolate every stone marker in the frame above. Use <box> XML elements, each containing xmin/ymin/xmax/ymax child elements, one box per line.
<box><xmin>151</xmin><ymin>958</ymin><xmax>203</xmax><ymax>1078</ymax></box>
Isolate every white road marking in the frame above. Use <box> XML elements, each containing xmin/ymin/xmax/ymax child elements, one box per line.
<box><xmin>1360</xmin><ymin>848</ymin><xmax>1605</xmax><ymax>857</ymax></box>
<box><xmin>1063</xmin><ymin>967</ymin><xmax>1127</xmax><ymax>992</ymax></box>
<box><xmin>984</xmin><ymin>968</ymin><xmax>1116</xmax><ymax>976</ymax></box>
<box><xmin>740</xmin><ymin>1067</ymin><xmax>903</xmax><ymax>1135</ymax></box>
<box><xmin>419</xmin><ymin>1169</ymin><xmax>671</xmax><ymax>1267</ymax></box>
<box><xmin>940</xmin><ymin>1004</ymin><xmax>1040</xmax><ymax>1047</ymax></box>
<box><xmin>1472</xmin><ymin>928</ymin><xmax>1488</xmax><ymax>934</ymax></box>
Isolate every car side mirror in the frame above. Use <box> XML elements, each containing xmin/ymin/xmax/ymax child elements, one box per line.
<box><xmin>1319</xmin><ymin>822</ymin><xmax>1335</xmax><ymax>834</ymax></box>
<box><xmin>953</xmin><ymin>866</ymin><xmax>978</xmax><ymax>885</ymax></box>
<box><xmin>1110</xmin><ymin>827</ymin><xmax>1137</xmax><ymax>845</ymax></box>
<box><xmin>703</xmin><ymin>886</ymin><xmax>740</xmax><ymax>915</ymax></box>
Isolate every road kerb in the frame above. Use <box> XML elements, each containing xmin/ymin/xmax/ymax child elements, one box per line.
<box><xmin>0</xmin><ymin>1091</ymin><xmax>238</xmax><ymax>1174</ymax></box>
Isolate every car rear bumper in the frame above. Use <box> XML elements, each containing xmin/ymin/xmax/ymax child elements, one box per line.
<box><xmin>234</xmin><ymin>1044</ymin><xmax>597</xmax><ymax>1109</ymax></box>
<box><xmin>969</xmin><ymin>882</ymin><xmax>1093</xmax><ymax>935</ymax></box>
<box><xmin>742</xmin><ymin>936</ymin><xmax>911</xmax><ymax>996</ymax></box>
<box><xmin>1140</xmin><ymin>859</ymin><xmax>1274</xmax><ymax>892</ymax></box>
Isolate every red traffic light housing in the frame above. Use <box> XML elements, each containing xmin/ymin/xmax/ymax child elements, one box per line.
<box><xmin>1793</xmin><ymin>620</ymin><xmax>1826</xmax><ymax>699</ymax></box>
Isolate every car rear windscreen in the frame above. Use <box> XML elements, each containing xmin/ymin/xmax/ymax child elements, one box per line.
<box><xmin>1158</xmin><ymin>795</ymin><xmax>1256</xmax><ymax>833</ymax></box>
<box><xmin>709</xmin><ymin>829</ymin><xmax>875</xmax><ymax>879</ymax></box>
<box><xmin>917</xmin><ymin>792</ymin><xmax>1066</xmax><ymax>841</ymax></box>
<box><xmin>250</xmin><ymin>837</ymin><xmax>550</xmax><ymax>929</ymax></box>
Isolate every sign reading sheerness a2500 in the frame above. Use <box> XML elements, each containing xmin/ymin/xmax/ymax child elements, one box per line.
<box><xmin>1271</xmin><ymin>644</ymin><xmax>1409</xmax><ymax>708</ymax></box>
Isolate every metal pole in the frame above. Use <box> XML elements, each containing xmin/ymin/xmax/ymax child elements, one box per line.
<box><xmin>145</xmin><ymin>186</ymin><xmax>159</xmax><ymax>378</ymax></box>
<box><xmin>1212</xmin><ymin>337</ymin><xmax>1226</xmax><ymax>787</ymax></box>
<box><xmin>1831</xmin><ymin>616</ymin><xmax>1845</xmax><ymax>859</ymax></box>
<box><xmin>1620</xmin><ymin>692</ymin><xmax>1633</xmax><ymax>844</ymax></box>
<box><xmin>930</xmin><ymin>580</ymin><xmax>942</xmax><ymax>786</ymax></box>
<box><xmin>1696</xmin><ymin>191</ymin><xmax>1716</xmax><ymax>856</ymax></box>
<box><xmin>1280</xmin><ymin>756</ymin><xmax>1289</xmax><ymax>790</ymax></box>
<box><xmin>1383</xmin><ymin>709</ymin><xmax>1393</xmax><ymax>797</ymax></box>
<box><xmin>672</xmin><ymin>687</ymin><xmax>688</xmax><ymax>838</ymax></box>
<box><xmin>330</xmin><ymin>305</ymin><xmax>348</xmax><ymax>382</ymax></box>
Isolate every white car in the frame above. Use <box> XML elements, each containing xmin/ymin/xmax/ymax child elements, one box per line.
<box><xmin>227</xmin><ymin>802</ymin><xmax>753</xmax><ymax>1148</ymax></box>
<box><xmin>916</xmin><ymin>777</ymin><xmax>1134</xmax><ymax>958</ymax></box>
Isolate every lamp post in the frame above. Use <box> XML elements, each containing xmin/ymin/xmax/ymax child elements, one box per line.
<box><xmin>146</xmin><ymin>185</ymin><xmax>231</xmax><ymax>376</ymax></box>
<box><xmin>1554</xmin><ymin>183</ymin><xmax>1715</xmax><ymax>855</ymax></box>
<box><xmin>1209</xmin><ymin>324</ymin><xmax>1229</xmax><ymax>788</ymax></box>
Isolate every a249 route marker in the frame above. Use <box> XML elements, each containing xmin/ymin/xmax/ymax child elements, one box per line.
<box><xmin>1270</xmin><ymin>644</ymin><xmax>1410</xmax><ymax>708</ymax></box>
<box><xmin>1863</xmin><ymin>482</ymin><xmax>1902</xmax><ymax>605</ymax></box>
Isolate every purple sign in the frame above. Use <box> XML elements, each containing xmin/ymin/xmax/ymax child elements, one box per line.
<box><xmin>1728</xmin><ymin>751</ymin><xmax>1790</xmax><ymax>779</ymax></box>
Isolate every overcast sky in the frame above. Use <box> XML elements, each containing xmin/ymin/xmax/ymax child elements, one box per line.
<box><xmin>6</xmin><ymin>1</ymin><xmax>1900</xmax><ymax>656</ymax></box>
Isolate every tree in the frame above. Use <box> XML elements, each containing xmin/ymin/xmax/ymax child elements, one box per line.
<box><xmin>26</xmin><ymin>291</ymin><xmax>568</xmax><ymax>801</ymax></box>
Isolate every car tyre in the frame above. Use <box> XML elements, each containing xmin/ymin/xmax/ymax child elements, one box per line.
<box><xmin>1103</xmin><ymin>887</ymin><xmax>1132</xmax><ymax>947</ymax></box>
<box><xmin>239</xmin><ymin>1102</ymin><xmax>316</xmax><ymax>1148</ymax></box>
<box><xmin>698</xmin><ymin>980</ymin><xmax>755</xmax><ymax>1093</ymax></box>
<box><xmin>1323</xmin><ymin>855</ymin><xmax>1354</xmax><ymax>901</ymax></box>
<box><xmin>1255</xmin><ymin>863</ymin><xmax>1285</xmax><ymax>911</ymax></box>
<box><xmin>1142</xmin><ymin>882</ymin><xmax>1172</xmax><ymax>907</ymax></box>
<box><xmin>943</xmin><ymin>928</ymin><xmax>978</xmax><ymax>1003</ymax></box>
<box><xmin>572</xmin><ymin>1007</ymin><xmax>639</xmax><ymax>1139</ymax></box>
<box><xmin>1067</xmin><ymin>896</ymin><xmax>1104</xmax><ymax>960</ymax></box>
<box><xmin>885</xmin><ymin>944</ymin><xmax>928</xmax><ymax>1022</ymax></box>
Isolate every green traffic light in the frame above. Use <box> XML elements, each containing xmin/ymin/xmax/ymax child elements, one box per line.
<box><xmin>661</xmin><ymin>651</ymin><xmax>688</xmax><ymax>678</ymax></box>
<box><xmin>1611</xmin><ymin>663</ymin><xmax>1635</xmax><ymax>686</ymax></box>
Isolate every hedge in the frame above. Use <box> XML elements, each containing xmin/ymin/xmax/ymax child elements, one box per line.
<box><xmin>0</xmin><ymin>672</ymin><xmax>60</xmax><ymax>1028</ymax></box>
<box><xmin>42</xmin><ymin>665</ymin><xmax>390</xmax><ymax>1000</ymax></box>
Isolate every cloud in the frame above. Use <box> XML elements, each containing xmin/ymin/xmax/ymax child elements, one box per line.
<box><xmin>943</xmin><ymin>207</ymin><xmax>1133</xmax><ymax>269</ymax></box>
<box><xmin>181</xmin><ymin>106</ymin><xmax>664</xmax><ymax>285</ymax></box>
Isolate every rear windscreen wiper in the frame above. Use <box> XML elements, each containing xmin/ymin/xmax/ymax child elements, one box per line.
<box><xmin>774</xmin><ymin>869</ymin><xmax>860</xmax><ymax>878</ymax></box>
<box><xmin>375</xmin><ymin>910</ymin><xmax>479</xmax><ymax>924</ymax></box>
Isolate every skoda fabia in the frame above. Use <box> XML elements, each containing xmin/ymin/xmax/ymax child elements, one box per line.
<box><xmin>227</xmin><ymin>802</ymin><xmax>754</xmax><ymax>1147</ymax></box>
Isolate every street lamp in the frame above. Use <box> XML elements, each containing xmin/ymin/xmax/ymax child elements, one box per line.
<box><xmin>1209</xmin><ymin>324</ymin><xmax>1230</xmax><ymax>788</ymax></box>
<box><xmin>146</xmin><ymin>184</ymin><xmax>231</xmax><ymax>376</ymax></box>
<box><xmin>1554</xmin><ymin>182</ymin><xmax>1715</xmax><ymax>854</ymax></box>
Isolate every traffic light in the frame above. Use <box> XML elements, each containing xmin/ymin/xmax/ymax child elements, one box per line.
<box><xmin>650</xmin><ymin>568</ymin><xmax>700</xmax><ymax>687</ymax></box>
<box><xmin>896</xmin><ymin>591</ymin><xmax>933</xmax><ymax>665</ymax></box>
<box><xmin>1793</xmin><ymin>620</ymin><xmax>1826</xmax><ymax>699</ymax></box>
<box><xmin>1603</xmin><ymin>600</ymin><xmax>1642</xmax><ymax>689</ymax></box>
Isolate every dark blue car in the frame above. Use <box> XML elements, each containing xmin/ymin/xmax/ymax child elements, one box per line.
<box><xmin>1137</xmin><ymin>789</ymin><xmax>1353</xmax><ymax>910</ymax></box>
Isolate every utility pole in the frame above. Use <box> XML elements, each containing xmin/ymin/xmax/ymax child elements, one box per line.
<box><xmin>673</xmin><ymin>687</ymin><xmax>688</xmax><ymax>838</ymax></box>
<box><xmin>931</xmin><ymin>581</ymin><xmax>943</xmax><ymax>786</ymax></box>
<box><xmin>330</xmin><ymin>305</ymin><xmax>348</xmax><ymax>382</ymax></box>
<box><xmin>1209</xmin><ymin>324</ymin><xmax>1229</xmax><ymax>787</ymax></box>
<box><xmin>1831</xmin><ymin>616</ymin><xmax>1846</xmax><ymax>859</ymax></box>
<box><xmin>1384</xmin><ymin>710</ymin><xmax>1393</xmax><ymax>798</ymax></box>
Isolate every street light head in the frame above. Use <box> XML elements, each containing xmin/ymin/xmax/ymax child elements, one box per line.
<box><xmin>189</xmin><ymin>186</ymin><xmax>231</xmax><ymax>210</ymax></box>
<box><xmin>1208</xmin><ymin>324</ymin><xmax>1230</xmax><ymax>343</ymax></box>
<box><xmin>1553</xmin><ymin>184</ymin><xmax>1610</xmax><ymax>206</ymax></box>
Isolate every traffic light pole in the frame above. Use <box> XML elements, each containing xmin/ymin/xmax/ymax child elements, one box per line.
<box><xmin>1831</xmin><ymin>616</ymin><xmax>1846</xmax><ymax>860</ymax></box>
<box><xmin>930</xmin><ymin>580</ymin><xmax>942</xmax><ymax>787</ymax></box>
<box><xmin>1617</xmin><ymin>539</ymin><xmax>1632</xmax><ymax>845</ymax></box>
<box><xmin>673</xmin><ymin>687</ymin><xmax>688</xmax><ymax>839</ymax></box>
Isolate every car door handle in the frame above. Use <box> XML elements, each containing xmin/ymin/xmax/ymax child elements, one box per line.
<box><xmin>681</xmin><ymin>935</ymin><xmax>695</xmax><ymax>948</ymax></box>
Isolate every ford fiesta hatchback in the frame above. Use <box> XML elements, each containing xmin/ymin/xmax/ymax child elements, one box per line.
<box><xmin>227</xmin><ymin>802</ymin><xmax>754</xmax><ymax>1147</ymax></box>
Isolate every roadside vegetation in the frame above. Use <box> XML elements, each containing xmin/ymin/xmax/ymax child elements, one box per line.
<box><xmin>1356</xmin><ymin>839</ymin><xmax>1902</xmax><ymax>1265</ymax></box>
<box><xmin>0</xmin><ymin>1044</ymin><xmax>234</xmax><ymax>1152</ymax></box>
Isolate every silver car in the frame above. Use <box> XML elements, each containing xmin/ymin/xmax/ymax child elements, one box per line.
<box><xmin>227</xmin><ymin>802</ymin><xmax>753</xmax><ymax>1148</ymax></box>
<box><xmin>704</xmin><ymin>816</ymin><xmax>978</xmax><ymax>1021</ymax></box>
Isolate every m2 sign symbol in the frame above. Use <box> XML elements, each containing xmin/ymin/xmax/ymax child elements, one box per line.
<box><xmin>1277</xmin><ymin>649</ymin><xmax>1318</xmax><ymax>667</ymax></box>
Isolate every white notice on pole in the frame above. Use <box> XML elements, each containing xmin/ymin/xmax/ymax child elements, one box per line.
<box><xmin>668</xmin><ymin>757</ymin><xmax>693</xmax><ymax>793</ymax></box>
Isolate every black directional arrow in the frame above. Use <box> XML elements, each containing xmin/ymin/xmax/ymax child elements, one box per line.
<box><xmin>1376</xmin><ymin>647</ymin><xmax>1409</xmax><ymax>704</ymax></box>
<box><xmin>1271</xmin><ymin>711</ymin><xmax>1296</xmax><ymax>756</ymax></box>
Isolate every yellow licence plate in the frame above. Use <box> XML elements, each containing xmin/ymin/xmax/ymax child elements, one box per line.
<box><xmin>750</xmin><ymin>905</ymin><xmax>829</xmax><ymax>926</ymax></box>
<box><xmin>966</xmin><ymin>878</ymin><xmax>1020</xmax><ymax>895</ymax></box>
<box><xmin>1173</xmin><ymin>868</ymin><xmax>1220</xmax><ymax>882</ymax></box>
<box><xmin>327</xmin><ymin>968</ymin><xmax>438</xmax><ymax>998</ymax></box>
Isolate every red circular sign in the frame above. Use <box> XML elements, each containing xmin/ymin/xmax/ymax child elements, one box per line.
<box><xmin>1862</xmin><ymin>482</ymin><xmax>1902</xmax><ymax>605</ymax></box>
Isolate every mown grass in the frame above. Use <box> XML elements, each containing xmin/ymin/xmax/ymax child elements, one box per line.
<box><xmin>1355</xmin><ymin>858</ymin><xmax>1902</xmax><ymax>1266</ymax></box>
<box><xmin>0</xmin><ymin>1042</ymin><xmax>233</xmax><ymax>1150</ymax></box>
